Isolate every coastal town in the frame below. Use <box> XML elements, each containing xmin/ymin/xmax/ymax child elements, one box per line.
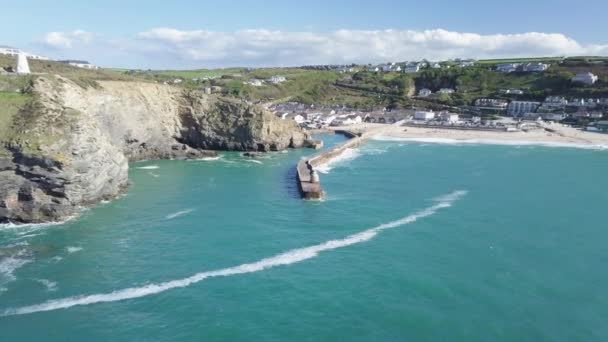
<box><xmin>2</xmin><ymin>44</ymin><xmax>608</xmax><ymax>138</ymax></box>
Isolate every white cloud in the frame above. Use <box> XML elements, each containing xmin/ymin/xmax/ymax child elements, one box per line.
<box><xmin>134</xmin><ymin>28</ymin><xmax>608</xmax><ymax>67</ymax></box>
<box><xmin>39</xmin><ymin>28</ymin><xmax>608</xmax><ymax>68</ymax></box>
<box><xmin>43</xmin><ymin>30</ymin><xmax>93</xmax><ymax>49</ymax></box>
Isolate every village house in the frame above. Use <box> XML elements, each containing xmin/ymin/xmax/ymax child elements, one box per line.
<box><xmin>508</xmin><ymin>101</ymin><xmax>541</xmax><ymax>116</ymax></box>
<box><xmin>0</xmin><ymin>45</ymin><xmax>48</xmax><ymax>60</ymax></box>
<box><xmin>496</xmin><ymin>63</ymin><xmax>520</xmax><ymax>73</ymax></box>
<box><xmin>572</xmin><ymin>72</ymin><xmax>599</xmax><ymax>85</ymax></box>
<box><xmin>475</xmin><ymin>98</ymin><xmax>509</xmax><ymax>110</ymax></box>
<box><xmin>246</xmin><ymin>79</ymin><xmax>264</xmax><ymax>87</ymax></box>
<box><xmin>404</xmin><ymin>63</ymin><xmax>421</xmax><ymax>73</ymax></box>
<box><xmin>499</xmin><ymin>88</ymin><xmax>524</xmax><ymax>95</ymax></box>
<box><xmin>418</xmin><ymin>88</ymin><xmax>433</xmax><ymax>97</ymax></box>
<box><xmin>59</xmin><ymin>60</ymin><xmax>99</xmax><ymax>69</ymax></box>
<box><xmin>268</xmin><ymin>75</ymin><xmax>287</xmax><ymax>84</ymax></box>
<box><xmin>522</xmin><ymin>63</ymin><xmax>549</xmax><ymax>72</ymax></box>
<box><xmin>541</xmin><ymin>113</ymin><xmax>567</xmax><ymax>121</ymax></box>
<box><xmin>414</xmin><ymin>111</ymin><xmax>435</xmax><ymax>120</ymax></box>
<box><xmin>437</xmin><ymin>88</ymin><xmax>455</xmax><ymax>95</ymax></box>
<box><xmin>439</xmin><ymin>112</ymin><xmax>459</xmax><ymax>123</ymax></box>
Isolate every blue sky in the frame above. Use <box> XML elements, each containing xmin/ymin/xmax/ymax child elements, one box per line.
<box><xmin>2</xmin><ymin>0</ymin><xmax>608</xmax><ymax>68</ymax></box>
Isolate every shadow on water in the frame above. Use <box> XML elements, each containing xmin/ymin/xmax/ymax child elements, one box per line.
<box><xmin>284</xmin><ymin>166</ymin><xmax>302</xmax><ymax>200</ymax></box>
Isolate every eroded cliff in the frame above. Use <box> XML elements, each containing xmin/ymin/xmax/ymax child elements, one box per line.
<box><xmin>0</xmin><ymin>76</ymin><xmax>308</xmax><ymax>223</ymax></box>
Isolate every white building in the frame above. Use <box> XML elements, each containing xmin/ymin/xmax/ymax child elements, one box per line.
<box><xmin>293</xmin><ymin>115</ymin><xmax>306</xmax><ymax>124</ymax></box>
<box><xmin>496</xmin><ymin>63</ymin><xmax>520</xmax><ymax>73</ymax></box>
<box><xmin>418</xmin><ymin>88</ymin><xmax>432</xmax><ymax>97</ymax></box>
<box><xmin>522</xmin><ymin>63</ymin><xmax>549</xmax><ymax>72</ymax></box>
<box><xmin>572</xmin><ymin>72</ymin><xmax>598</xmax><ymax>85</ymax></box>
<box><xmin>414</xmin><ymin>111</ymin><xmax>435</xmax><ymax>120</ymax></box>
<box><xmin>269</xmin><ymin>75</ymin><xmax>286</xmax><ymax>84</ymax></box>
<box><xmin>404</xmin><ymin>63</ymin><xmax>421</xmax><ymax>73</ymax></box>
<box><xmin>438</xmin><ymin>88</ymin><xmax>455</xmax><ymax>94</ymax></box>
<box><xmin>499</xmin><ymin>88</ymin><xmax>524</xmax><ymax>95</ymax></box>
<box><xmin>246</xmin><ymin>79</ymin><xmax>264</xmax><ymax>87</ymax></box>
<box><xmin>440</xmin><ymin>112</ymin><xmax>459</xmax><ymax>123</ymax></box>
<box><xmin>508</xmin><ymin>101</ymin><xmax>541</xmax><ymax>116</ymax></box>
<box><xmin>0</xmin><ymin>45</ymin><xmax>48</xmax><ymax>60</ymax></box>
<box><xmin>475</xmin><ymin>98</ymin><xmax>508</xmax><ymax>109</ymax></box>
<box><xmin>59</xmin><ymin>60</ymin><xmax>99</xmax><ymax>69</ymax></box>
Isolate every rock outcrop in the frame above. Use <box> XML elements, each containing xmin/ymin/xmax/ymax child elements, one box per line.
<box><xmin>0</xmin><ymin>76</ymin><xmax>308</xmax><ymax>223</ymax></box>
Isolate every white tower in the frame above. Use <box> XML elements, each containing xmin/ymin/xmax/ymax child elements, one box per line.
<box><xmin>16</xmin><ymin>52</ymin><xmax>31</xmax><ymax>74</ymax></box>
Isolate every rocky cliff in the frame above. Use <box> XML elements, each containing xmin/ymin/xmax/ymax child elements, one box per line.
<box><xmin>0</xmin><ymin>76</ymin><xmax>308</xmax><ymax>223</ymax></box>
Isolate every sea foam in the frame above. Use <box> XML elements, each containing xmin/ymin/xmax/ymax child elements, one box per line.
<box><xmin>135</xmin><ymin>165</ymin><xmax>160</xmax><ymax>170</ymax></box>
<box><xmin>315</xmin><ymin>148</ymin><xmax>361</xmax><ymax>174</ymax></box>
<box><xmin>165</xmin><ymin>209</ymin><xmax>195</xmax><ymax>220</ymax></box>
<box><xmin>0</xmin><ymin>190</ymin><xmax>467</xmax><ymax>317</ymax></box>
<box><xmin>372</xmin><ymin>136</ymin><xmax>608</xmax><ymax>150</ymax></box>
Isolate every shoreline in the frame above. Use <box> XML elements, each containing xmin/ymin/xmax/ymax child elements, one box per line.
<box><xmin>325</xmin><ymin>123</ymin><xmax>608</xmax><ymax>150</ymax></box>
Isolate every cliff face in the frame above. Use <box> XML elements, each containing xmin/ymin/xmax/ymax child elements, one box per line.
<box><xmin>0</xmin><ymin>77</ymin><xmax>308</xmax><ymax>223</ymax></box>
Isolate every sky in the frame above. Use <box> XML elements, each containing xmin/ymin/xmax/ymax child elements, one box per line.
<box><xmin>2</xmin><ymin>0</ymin><xmax>608</xmax><ymax>69</ymax></box>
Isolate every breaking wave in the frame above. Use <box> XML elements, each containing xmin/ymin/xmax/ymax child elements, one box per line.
<box><xmin>165</xmin><ymin>209</ymin><xmax>195</xmax><ymax>220</ymax></box>
<box><xmin>135</xmin><ymin>165</ymin><xmax>160</xmax><ymax>170</ymax></box>
<box><xmin>66</xmin><ymin>246</ymin><xmax>83</xmax><ymax>254</ymax></box>
<box><xmin>314</xmin><ymin>148</ymin><xmax>361</xmax><ymax>174</ymax></box>
<box><xmin>0</xmin><ymin>190</ymin><xmax>467</xmax><ymax>317</ymax></box>
<box><xmin>372</xmin><ymin>136</ymin><xmax>608</xmax><ymax>150</ymax></box>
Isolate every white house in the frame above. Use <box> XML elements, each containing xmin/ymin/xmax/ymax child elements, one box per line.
<box><xmin>368</xmin><ymin>66</ymin><xmax>380</xmax><ymax>73</ymax></box>
<box><xmin>293</xmin><ymin>115</ymin><xmax>306</xmax><ymax>124</ymax></box>
<box><xmin>246</xmin><ymin>79</ymin><xmax>264</xmax><ymax>87</ymax></box>
<box><xmin>508</xmin><ymin>101</ymin><xmax>541</xmax><ymax>116</ymax></box>
<box><xmin>0</xmin><ymin>45</ymin><xmax>48</xmax><ymax>60</ymax></box>
<box><xmin>418</xmin><ymin>88</ymin><xmax>433</xmax><ymax>97</ymax></box>
<box><xmin>496</xmin><ymin>63</ymin><xmax>520</xmax><ymax>73</ymax></box>
<box><xmin>438</xmin><ymin>88</ymin><xmax>455</xmax><ymax>94</ymax></box>
<box><xmin>414</xmin><ymin>111</ymin><xmax>435</xmax><ymax>120</ymax></box>
<box><xmin>269</xmin><ymin>75</ymin><xmax>286</xmax><ymax>84</ymax></box>
<box><xmin>404</xmin><ymin>63</ymin><xmax>421</xmax><ymax>73</ymax></box>
<box><xmin>522</xmin><ymin>63</ymin><xmax>549</xmax><ymax>72</ymax></box>
<box><xmin>541</xmin><ymin>113</ymin><xmax>567</xmax><ymax>121</ymax></box>
<box><xmin>440</xmin><ymin>112</ymin><xmax>459</xmax><ymax>123</ymax></box>
<box><xmin>59</xmin><ymin>60</ymin><xmax>99</xmax><ymax>69</ymax></box>
<box><xmin>572</xmin><ymin>72</ymin><xmax>598</xmax><ymax>85</ymax></box>
<box><xmin>499</xmin><ymin>88</ymin><xmax>524</xmax><ymax>95</ymax></box>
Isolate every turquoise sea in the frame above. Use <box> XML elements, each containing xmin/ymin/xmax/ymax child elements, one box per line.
<box><xmin>1</xmin><ymin>134</ymin><xmax>607</xmax><ymax>341</ymax></box>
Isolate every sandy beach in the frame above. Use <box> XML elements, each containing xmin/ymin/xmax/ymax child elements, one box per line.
<box><xmin>330</xmin><ymin>123</ymin><xmax>608</xmax><ymax>149</ymax></box>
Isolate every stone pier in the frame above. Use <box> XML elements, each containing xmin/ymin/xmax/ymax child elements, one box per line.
<box><xmin>296</xmin><ymin>130</ymin><xmax>369</xmax><ymax>200</ymax></box>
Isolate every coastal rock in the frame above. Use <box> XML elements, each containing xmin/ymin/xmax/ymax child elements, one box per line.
<box><xmin>0</xmin><ymin>77</ymin><xmax>308</xmax><ymax>223</ymax></box>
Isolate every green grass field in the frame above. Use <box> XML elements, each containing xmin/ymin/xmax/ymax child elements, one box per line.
<box><xmin>0</xmin><ymin>91</ymin><xmax>30</xmax><ymax>140</ymax></box>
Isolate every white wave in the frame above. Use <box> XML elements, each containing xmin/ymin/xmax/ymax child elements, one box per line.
<box><xmin>198</xmin><ymin>156</ymin><xmax>221</xmax><ymax>161</ymax></box>
<box><xmin>148</xmin><ymin>172</ymin><xmax>160</xmax><ymax>178</ymax></box>
<box><xmin>244</xmin><ymin>159</ymin><xmax>263</xmax><ymax>165</ymax></box>
<box><xmin>165</xmin><ymin>209</ymin><xmax>195</xmax><ymax>220</ymax></box>
<box><xmin>0</xmin><ymin>250</ymin><xmax>32</xmax><ymax>286</ymax></box>
<box><xmin>50</xmin><ymin>256</ymin><xmax>63</xmax><ymax>263</ymax></box>
<box><xmin>314</xmin><ymin>148</ymin><xmax>361</xmax><ymax>174</ymax></box>
<box><xmin>0</xmin><ymin>190</ymin><xmax>467</xmax><ymax>317</ymax></box>
<box><xmin>372</xmin><ymin>136</ymin><xmax>608</xmax><ymax>150</ymax></box>
<box><xmin>34</xmin><ymin>279</ymin><xmax>58</xmax><ymax>292</ymax></box>
<box><xmin>135</xmin><ymin>165</ymin><xmax>160</xmax><ymax>170</ymax></box>
<box><xmin>66</xmin><ymin>246</ymin><xmax>83</xmax><ymax>254</ymax></box>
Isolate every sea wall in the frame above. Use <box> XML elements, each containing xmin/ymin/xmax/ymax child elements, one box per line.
<box><xmin>296</xmin><ymin>130</ymin><xmax>368</xmax><ymax>200</ymax></box>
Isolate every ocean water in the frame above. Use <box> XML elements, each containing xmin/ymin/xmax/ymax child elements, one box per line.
<box><xmin>1</xmin><ymin>134</ymin><xmax>608</xmax><ymax>341</ymax></box>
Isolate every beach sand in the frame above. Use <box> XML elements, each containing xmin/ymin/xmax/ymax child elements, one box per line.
<box><xmin>329</xmin><ymin>123</ymin><xmax>608</xmax><ymax>149</ymax></box>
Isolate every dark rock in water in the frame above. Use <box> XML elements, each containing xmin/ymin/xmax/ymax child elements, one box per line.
<box><xmin>0</xmin><ymin>76</ymin><xmax>310</xmax><ymax>224</ymax></box>
<box><xmin>242</xmin><ymin>152</ymin><xmax>264</xmax><ymax>158</ymax></box>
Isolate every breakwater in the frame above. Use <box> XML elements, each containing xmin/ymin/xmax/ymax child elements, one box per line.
<box><xmin>296</xmin><ymin>130</ymin><xmax>367</xmax><ymax>200</ymax></box>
